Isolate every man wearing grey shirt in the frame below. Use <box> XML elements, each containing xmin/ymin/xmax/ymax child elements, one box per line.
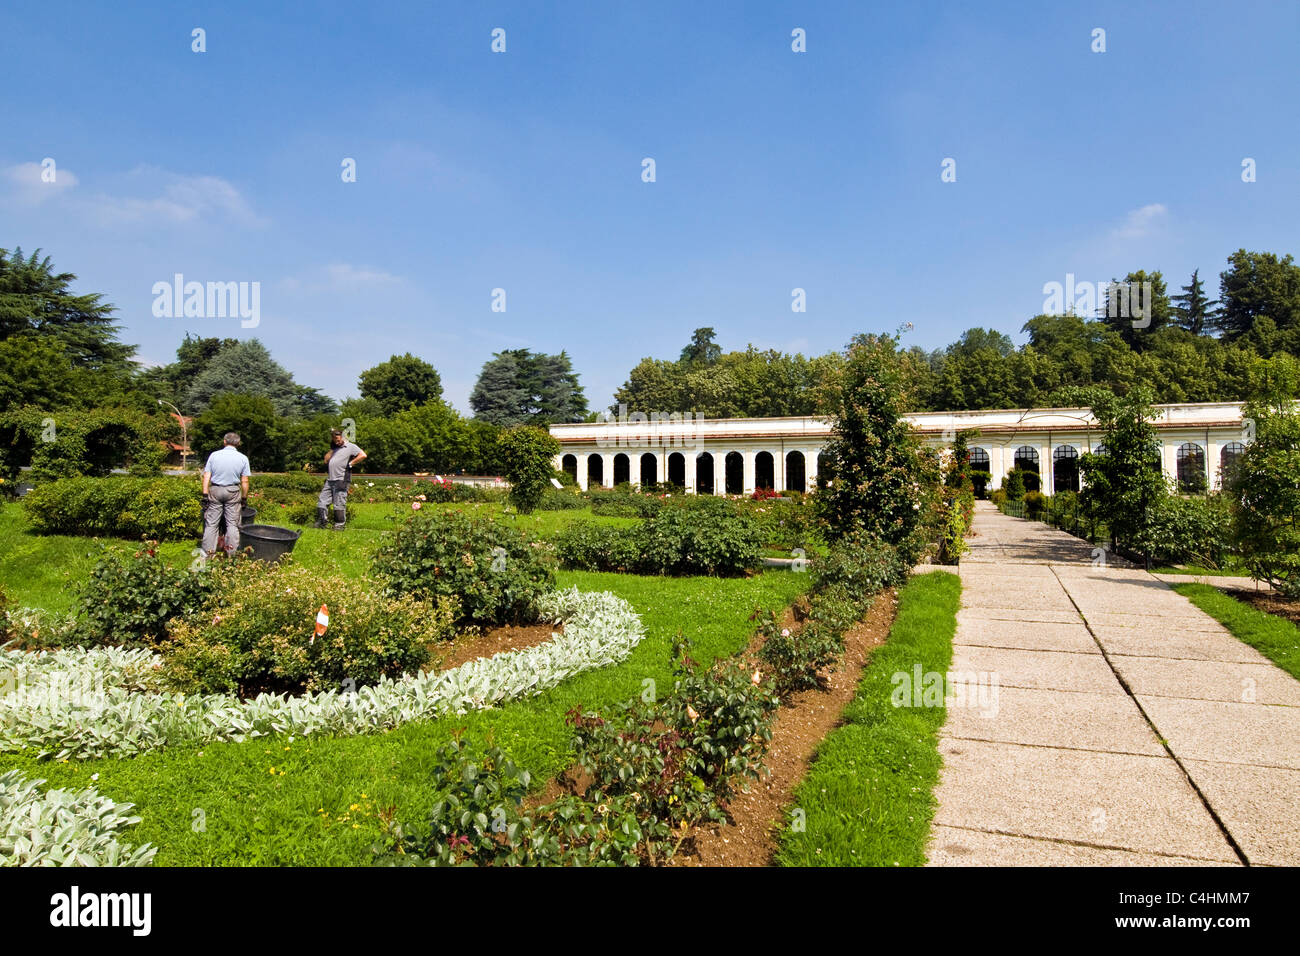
<box><xmin>317</xmin><ymin>428</ymin><xmax>367</xmax><ymax>530</ymax></box>
<box><xmin>201</xmin><ymin>432</ymin><xmax>252</xmax><ymax>556</ymax></box>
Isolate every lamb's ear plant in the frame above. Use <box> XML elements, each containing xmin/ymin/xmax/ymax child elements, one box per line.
<box><xmin>0</xmin><ymin>589</ymin><xmax>644</xmax><ymax>761</ymax></box>
<box><xmin>0</xmin><ymin>769</ymin><xmax>157</xmax><ymax>867</ymax></box>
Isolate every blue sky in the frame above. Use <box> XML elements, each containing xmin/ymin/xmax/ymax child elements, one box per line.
<box><xmin>3</xmin><ymin>0</ymin><xmax>1297</xmax><ymax>412</ymax></box>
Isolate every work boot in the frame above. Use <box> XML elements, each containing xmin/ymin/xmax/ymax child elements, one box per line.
<box><xmin>333</xmin><ymin>507</ymin><xmax>347</xmax><ymax>531</ymax></box>
<box><xmin>314</xmin><ymin>507</ymin><xmax>328</xmax><ymax>529</ymax></box>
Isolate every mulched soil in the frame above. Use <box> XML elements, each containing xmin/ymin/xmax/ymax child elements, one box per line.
<box><xmin>667</xmin><ymin>589</ymin><xmax>899</xmax><ymax>867</ymax></box>
<box><xmin>430</xmin><ymin>622</ymin><xmax>562</xmax><ymax>672</ymax></box>
<box><xmin>1233</xmin><ymin>591</ymin><xmax>1300</xmax><ymax>628</ymax></box>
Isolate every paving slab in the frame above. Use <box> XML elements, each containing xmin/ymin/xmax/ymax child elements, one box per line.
<box><xmin>942</xmin><ymin>685</ymin><xmax>1164</xmax><ymax>756</ymax></box>
<box><xmin>1181</xmin><ymin>760</ymin><xmax>1300</xmax><ymax>867</ymax></box>
<box><xmin>951</xmin><ymin>645</ymin><xmax>1124</xmax><ymax>695</ymax></box>
<box><xmin>1113</xmin><ymin>656</ymin><xmax>1300</xmax><ymax>706</ymax></box>
<box><xmin>960</xmin><ymin>589</ymin><xmax>1079</xmax><ymax>612</ymax></box>
<box><xmin>1082</xmin><ymin>611</ymin><xmax>1229</xmax><ymax>632</ymax></box>
<box><xmin>926</xmin><ymin>825</ymin><xmax>1225</xmax><ymax>867</ymax></box>
<box><xmin>1138</xmin><ymin>696</ymin><xmax>1300</xmax><ymax>770</ymax></box>
<box><xmin>932</xmin><ymin>738</ymin><xmax>1237</xmax><ymax>861</ymax></box>
<box><xmin>955</xmin><ymin>620</ymin><xmax>1100</xmax><ymax>654</ymax></box>
<box><xmin>1090</xmin><ymin>625</ymin><xmax>1268</xmax><ymax>665</ymax></box>
<box><xmin>958</xmin><ymin>607</ymin><xmax>1085</xmax><ymax>626</ymax></box>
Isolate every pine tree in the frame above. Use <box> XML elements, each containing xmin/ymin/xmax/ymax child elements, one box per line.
<box><xmin>1171</xmin><ymin>269</ymin><xmax>1219</xmax><ymax>336</ymax></box>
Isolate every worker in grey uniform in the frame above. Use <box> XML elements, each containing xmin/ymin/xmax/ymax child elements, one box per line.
<box><xmin>201</xmin><ymin>432</ymin><xmax>251</xmax><ymax>556</ymax></box>
<box><xmin>317</xmin><ymin>428</ymin><xmax>367</xmax><ymax>529</ymax></box>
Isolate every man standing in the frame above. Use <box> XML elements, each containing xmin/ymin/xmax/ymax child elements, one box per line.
<box><xmin>317</xmin><ymin>428</ymin><xmax>367</xmax><ymax>529</ymax></box>
<box><xmin>201</xmin><ymin>432</ymin><xmax>251</xmax><ymax>556</ymax></box>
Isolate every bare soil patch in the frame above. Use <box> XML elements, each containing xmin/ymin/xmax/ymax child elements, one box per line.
<box><xmin>430</xmin><ymin>622</ymin><xmax>561</xmax><ymax>672</ymax></box>
<box><xmin>1234</xmin><ymin>591</ymin><xmax>1300</xmax><ymax>628</ymax></box>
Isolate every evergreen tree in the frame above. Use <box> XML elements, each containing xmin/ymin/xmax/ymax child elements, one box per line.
<box><xmin>470</xmin><ymin>349</ymin><xmax>587</xmax><ymax>426</ymax></box>
<box><xmin>1217</xmin><ymin>249</ymin><xmax>1300</xmax><ymax>340</ymax></box>
<box><xmin>1171</xmin><ymin>269</ymin><xmax>1219</xmax><ymax>336</ymax></box>
<box><xmin>0</xmin><ymin>247</ymin><xmax>136</xmax><ymax>374</ymax></box>
<box><xmin>679</xmin><ymin>327</ymin><xmax>722</xmax><ymax>366</ymax></box>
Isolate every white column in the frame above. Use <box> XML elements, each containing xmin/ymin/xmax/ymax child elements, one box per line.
<box><xmin>1161</xmin><ymin>440</ymin><xmax>1177</xmax><ymax>485</ymax></box>
<box><xmin>630</xmin><ymin>452</ymin><xmax>642</xmax><ymax>488</ymax></box>
<box><xmin>684</xmin><ymin>453</ymin><xmax>696</xmax><ymax>495</ymax></box>
<box><xmin>577</xmin><ymin>454</ymin><xmax>588</xmax><ymax>492</ymax></box>
<box><xmin>713</xmin><ymin>451</ymin><xmax>727</xmax><ymax>494</ymax></box>
<box><xmin>602</xmin><ymin>453</ymin><xmax>614</xmax><ymax>489</ymax></box>
<box><xmin>656</xmin><ymin>450</ymin><xmax>667</xmax><ymax>488</ymax></box>
<box><xmin>1206</xmin><ymin>438</ymin><xmax>1220</xmax><ymax>490</ymax></box>
<box><xmin>774</xmin><ymin>450</ymin><xmax>785</xmax><ymax>493</ymax></box>
<box><xmin>742</xmin><ymin>451</ymin><xmax>756</xmax><ymax>495</ymax></box>
<box><xmin>806</xmin><ymin>449</ymin><xmax>819</xmax><ymax>489</ymax></box>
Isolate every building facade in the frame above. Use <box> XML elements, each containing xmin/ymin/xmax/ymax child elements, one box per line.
<box><xmin>550</xmin><ymin>402</ymin><xmax>1251</xmax><ymax>495</ymax></box>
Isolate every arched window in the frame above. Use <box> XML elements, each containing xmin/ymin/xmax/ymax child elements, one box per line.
<box><xmin>613</xmin><ymin>453</ymin><xmax>630</xmax><ymax>486</ymax></box>
<box><xmin>587</xmin><ymin>454</ymin><xmax>604</xmax><ymax>487</ymax></box>
<box><xmin>1053</xmin><ymin>445</ymin><xmax>1079</xmax><ymax>493</ymax></box>
<box><xmin>968</xmin><ymin>447</ymin><xmax>990</xmax><ymax>497</ymax></box>
<box><xmin>785</xmin><ymin>450</ymin><xmax>806</xmax><ymax>493</ymax></box>
<box><xmin>695</xmin><ymin>453</ymin><xmax>715</xmax><ymax>495</ymax></box>
<box><xmin>561</xmin><ymin>454</ymin><xmax>578</xmax><ymax>482</ymax></box>
<box><xmin>639</xmin><ymin>452</ymin><xmax>658</xmax><ymax>486</ymax></box>
<box><xmin>1177</xmin><ymin>443</ymin><xmax>1206</xmax><ymax>493</ymax></box>
<box><xmin>1014</xmin><ymin>445</ymin><xmax>1041</xmax><ymax>492</ymax></box>
<box><xmin>724</xmin><ymin>452</ymin><xmax>743</xmax><ymax>495</ymax></box>
<box><xmin>754</xmin><ymin>451</ymin><xmax>774</xmax><ymax>490</ymax></box>
<box><xmin>1220</xmin><ymin>441</ymin><xmax>1246</xmax><ymax>489</ymax></box>
<box><xmin>667</xmin><ymin>452</ymin><xmax>686</xmax><ymax>489</ymax></box>
<box><xmin>1014</xmin><ymin>446</ymin><xmax>1040</xmax><ymax>473</ymax></box>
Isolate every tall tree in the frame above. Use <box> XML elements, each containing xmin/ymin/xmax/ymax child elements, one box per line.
<box><xmin>1099</xmin><ymin>270</ymin><xmax>1171</xmax><ymax>348</ymax></box>
<box><xmin>183</xmin><ymin>339</ymin><xmax>326</xmax><ymax>418</ymax></box>
<box><xmin>679</xmin><ymin>327</ymin><xmax>722</xmax><ymax>366</ymax></box>
<box><xmin>358</xmin><ymin>353</ymin><xmax>443</xmax><ymax>414</ymax></box>
<box><xmin>1170</xmin><ymin>269</ymin><xmax>1219</xmax><ymax>336</ymax></box>
<box><xmin>470</xmin><ymin>349</ymin><xmax>586</xmax><ymax>426</ymax></box>
<box><xmin>1217</xmin><ymin>249</ymin><xmax>1300</xmax><ymax>340</ymax></box>
<box><xmin>0</xmin><ymin>247</ymin><xmax>136</xmax><ymax>374</ymax></box>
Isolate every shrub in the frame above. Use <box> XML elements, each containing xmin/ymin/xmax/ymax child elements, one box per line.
<box><xmin>1024</xmin><ymin>490</ymin><xmax>1047</xmax><ymax>520</ymax></box>
<box><xmin>537</xmin><ymin>487</ymin><xmax>588</xmax><ymax>511</ymax></box>
<box><xmin>253</xmin><ymin>472</ymin><xmax>322</xmax><ymax>494</ymax></box>
<box><xmin>936</xmin><ymin>497</ymin><xmax>970</xmax><ymax>565</ymax></box>
<box><xmin>637</xmin><ymin>498</ymin><xmax>761</xmax><ymax>576</ymax></box>
<box><xmin>23</xmin><ymin>476</ymin><xmax>202</xmax><ymax>541</ymax></box>
<box><xmin>554</xmin><ymin>522</ymin><xmax>641</xmax><ymax>573</ymax></box>
<box><xmin>989</xmin><ymin>488</ymin><xmax>1007</xmax><ymax>507</ymax></box>
<box><xmin>557</xmin><ymin>499</ymin><xmax>762</xmax><ymax>576</ymax></box>
<box><xmin>757</xmin><ymin>613</ymin><xmax>842</xmax><ymax>697</ymax></box>
<box><xmin>1141</xmin><ymin>492</ymin><xmax>1233</xmax><ymax>568</ymax></box>
<box><xmin>0</xmin><ymin>587</ymin><xmax>13</xmax><ymax>645</ymax></box>
<box><xmin>498</xmin><ymin>427</ymin><xmax>561</xmax><ymax>515</ymax></box>
<box><xmin>813</xmin><ymin>532</ymin><xmax>905</xmax><ymax>606</ymax></box>
<box><xmin>78</xmin><ymin>545</ymin><xmax>221</xmax><ymax>648</ymax></box>
<box><xmin>1004</xmin><ymin>469</ymin><xmax>1026</xmax><ymax>501</ymax></box>
<box><xmin>162</xmin><ymin>561</ymin><xmax>458</xmax><ymax>696</ymax></box>
<box><xmin>816</xmin><ymin>333</ymin><xmax>939</xmax><ymax>546</ymax></box>
<box><xmin>372</xmin><ymin>509</ymin><xmax>555</xmax><ymax>627</ymax></box>
<box><xmin>744</xmin><ymin>497</ymin><xmax>824</xmax><ymax>551</ymax></box>
<box><xmin>589</xmin><ymin>485</ymin><xmax>663</xmax><ymax>518</ymax></box>
<box><xmin>1231</xmin><ymin>401</ymin><xmax>1300</xmax><ymax>597</ymax></box>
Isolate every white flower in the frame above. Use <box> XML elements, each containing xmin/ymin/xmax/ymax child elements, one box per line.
<box><xmin>781</xmin><ymin>628</ymin><xmax>790</xmax><ymax>637</ymax></box>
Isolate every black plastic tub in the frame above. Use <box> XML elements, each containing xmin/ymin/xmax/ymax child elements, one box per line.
<box><xmin>239</xmin><ymin>524</ymin><xmax>301</xmax><ymax>562</ymax></box>
<box><xmin>240</xmin><ymin>506</ymin><xmax>257</xmax><ymax>526</ymax></box>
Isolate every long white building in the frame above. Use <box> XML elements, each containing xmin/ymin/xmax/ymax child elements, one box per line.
<box><xmin>550</xmin><ymin>401</ymin><xmax>1250</xmax><ymax>495</ymax></box>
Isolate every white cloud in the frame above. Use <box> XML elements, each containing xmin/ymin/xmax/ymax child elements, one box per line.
<box><xmin>87</xmin><ymin>168</ymin><xmax>265</xmax><ymax>227</ymax></box>
<box><xmin>2</xmin><ymin>161</ymin><xmax>79</xmax><ymax>204</ymax></box>
<box><xmin>278</xmin><ymin>263</ymin><xmax>404</xmax><ymax>295</ymax></box>
<box><xmin>1111</xmin><ymin>203</ymin><xmax>1168</xmax><ymax>240</ymax></box>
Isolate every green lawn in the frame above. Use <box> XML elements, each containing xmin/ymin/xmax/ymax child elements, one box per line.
<box><xmin>0</xmin><ymin>502</ymin><xmax>637</xmax><ymax>613</ymax></box>
<box><xmin>1172</xmin><ymin>583</ymin><xmax>1300</xmax><ymax>681</ymax></box>
<box><xmin>0</xmin><ymin>497</ymin><xmax>810</xmax><ymax>865</ymax></box>
<box><xmin>777</xmin><ymin>571</ymin><xmax>961</xmax><ymax>867</ymax></box>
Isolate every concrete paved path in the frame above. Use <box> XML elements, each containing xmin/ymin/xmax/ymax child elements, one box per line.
<box><xmin>927</xmin><ymin>502</ymin><xmax>1300</xmax><ymax>866</ymax></box>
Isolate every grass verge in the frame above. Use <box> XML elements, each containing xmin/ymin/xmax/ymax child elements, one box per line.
<box><xmin>776</xmin><ymin>570</ymin><xmax>961</xmax><ymax>867</ymax></box>
<box><xmin>1171</xmin><ymin>583</ymin><xmax>1300</xmax><ymax>681</ymax></box>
